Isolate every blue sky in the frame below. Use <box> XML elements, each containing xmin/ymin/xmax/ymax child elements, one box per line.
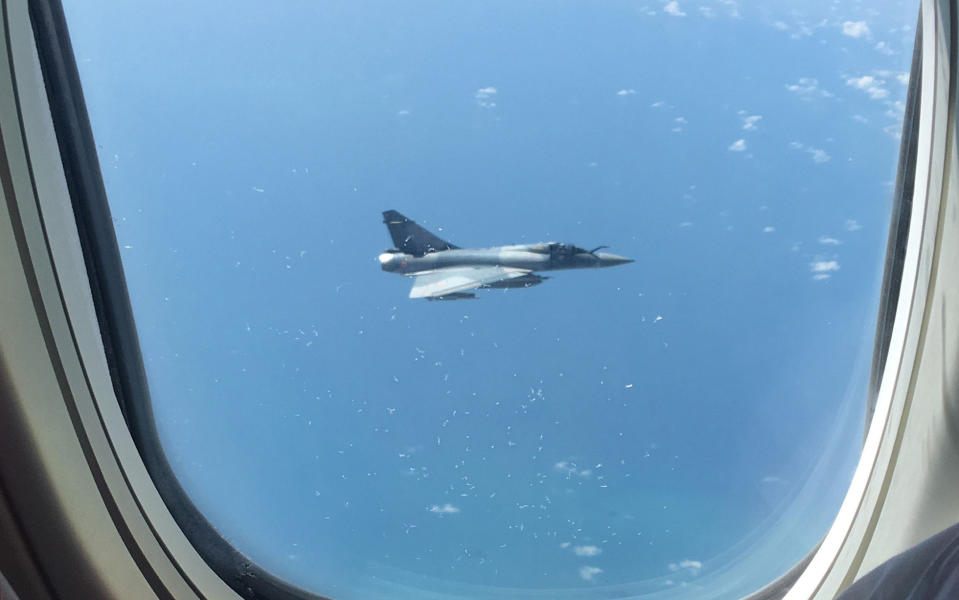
<box><xmin>65</xmin><ymin>1</ymin><xmax>915</xmax><ymax>597</ymax></box>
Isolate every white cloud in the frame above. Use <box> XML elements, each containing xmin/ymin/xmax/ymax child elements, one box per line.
<box><xmin>743</xmin><ymin>115</ymin><xmax>762</xmax><ymax>130</ymax></box>
<box><xmin>396</xmin><ymin>109</ymin><xmax>411</xmax><ymax>117</ymax></box>
<box><xmin>664</xmin><ymin>1</ymin><xmax>686</xmax><ymax>17</ymax></box>
<box><xmin>789</xmin><ymin>22</ymin><xmax>815</xmax><ymax>40</ymax></box>
<box><xmin>728</xmin><ymin>139</ymin><xmax>747</xmax><ymax>152</ymax></box>
<box><xmin>789</xmin><ymin>141</ymin><xmax>830</xmax><ymax>163</ymax></box>
<box><xmin>772</xmin><ymin>21</ymin><xmax>788</xmax><ymax>31</ymax></box>
<box><xmin>718</xmin><ymin>0</ymin><xmax>740</xmax><ymax>18</ymax></box>
<box><xmin>819</xmin><ymin>236</ymin><xmax>842</xmax><ymax>245</ymax></box>
<box><xmin>574</xmin><ymin>545</ymin><xmax>603</xmax><ymax>557</ymax></box>
<box><xmin>429</xmin><ymin>503</ymin><xmax>460</xmax><ymax>514</ymax></box>
<box><xmin>886</xmin><ymin>100</ymin><xmax>906</xmax><ymax>119</ymax></box>
<box><xmin>785</xmin><ymin>77</ymin><xmax>832</xmax><ymax>99</ymax></box>
<box><xmin>884</xmin><ymin>124</ymin><xmax>902</xmax><ymax>139</ymax></box>
<box><xmin>852</xmin><ymin>114</ymin><xmax>869</xmax><ymax>123</ymax></box>
<box><xmin>845</xmin><ymin>219</ymin><xmax>862</xmax><ymax>231</ymax></box>
<box><xmin>896</xmin><ymin>72</ymin><xmax>910</xmax><ymax>84</ymax></box>
<box><xmin>668</xmin><ymin>559</ymin><xmax>703</xmax><ymax>576</ymax></box>
<box><xmin>560</xmin><ymin>542</ymin><xmax>571</xmax><ymax>549</ymax></box>
<box><xmin>475</xmin><ymin>86</ymin><xmax>498</xmax><ymax>108</ymax></box>
<box><xmin>699</xmin><ymin>6</ymin><xmax>715</xmax><ymax>18</ymax></box>
<box><xmin>650</xmin><ymin>100</ymin><xmax>665</xmax><ymax>108</ymax></box>
<box><xmin>842</xmin><ymin>21</ymin><xmax>871</xmax><ymax>38</ymax></box>
<box><xmin>617</xmin><ymin>88</ymin><xmax>636</xmax><ymax>96</ymax></box>
<box><xmin>675</xmin><ymin>116</ymin><xmax>688</xmax><ymax>124</ymax></box>
<box><xmin>875</xmin><ymin>41</ymin><xmax>895</xmax><ymax>55</ymax></box>
<box><xmin>809</xmin><ymin>148</ymin><xmax>831</xmax><ymax>163</ymax></box>
<box><xmin>810</xmin><ymin>260</ymin><xmax>840</xmax><ymax>280</ymax></box>
<box><xmin>554</xmin><ymin>460</ymin><xmax>592</xmax><ymax>478</ymax></box>
<box><xmin>763</xmin><ymin>226</ymin><xmax>775</xmax><ymax>233</ymax></box>
<box><xmin>846</xmin><ymin>75</ymin><xmax>889</xmax><ymax>99</ymax></box>
<box><xmin>579</xmin><ymin>566</ymin><xmax>604</xmax><ymax>581</ymax></box>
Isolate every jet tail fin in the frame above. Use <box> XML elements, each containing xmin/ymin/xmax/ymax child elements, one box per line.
<box><xmin>383</xmin><ymin>210</ymin><xmax>459</xmax><ymax>256</ymax></box>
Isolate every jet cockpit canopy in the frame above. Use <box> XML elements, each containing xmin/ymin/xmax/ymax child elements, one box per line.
<box><xmin>549</xmin><ymin>242</ymin><xmax>589</xmax><ymax>256</ymax></box>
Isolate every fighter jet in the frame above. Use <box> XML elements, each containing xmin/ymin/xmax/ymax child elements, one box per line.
<box><xmin>379</xmin><ymin>210</ymin><xmax>633</xmax><ymax>300</ymax></box>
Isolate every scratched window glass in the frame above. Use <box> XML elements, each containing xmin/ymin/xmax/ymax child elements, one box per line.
<box><xmin>65</xmin><ymin>1</ymin><xmax>915</xmax><ymax>598</ymax></box>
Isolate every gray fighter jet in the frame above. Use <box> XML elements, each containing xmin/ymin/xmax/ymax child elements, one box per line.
<box><xmin>379</xmin><ymin>210</ymin><xmax>633</xmax><ymax>300</ymax></box>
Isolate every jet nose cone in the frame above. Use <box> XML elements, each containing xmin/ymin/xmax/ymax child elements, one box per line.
<box><xmin>595</xmin><ymin>252</ymin><xmax>634</xmax><ymax>267</ymax></box>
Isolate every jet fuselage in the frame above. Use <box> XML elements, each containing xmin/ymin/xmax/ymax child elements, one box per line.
<box><xmin>379</xmin><ymin>244</ymin><xmax>632</xmax><ymax>275</ymax></box>
<box><xmin>379</xmin><ymin>210</ymin><xmax>632</xmax><ymax>299</ymax></box>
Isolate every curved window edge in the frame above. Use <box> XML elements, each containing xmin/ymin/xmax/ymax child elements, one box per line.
<box><xmin>23</xmin><ymin>0</ymin><xmax>331</xmax><ymax>598</ymax></box>
<box><xmin>866</xmin><ymin>8</ymin><xmax>923</xmax><ymax>434</ymax></box>
<box><xmin>750</xmin><ymin>8</ymin><xmax>926</xmax><ymax>599</ymax></box>
<box><xmin>785</xmin><ymin>0</ymin><xmax>959</xmax><ymax>597</ymax></box>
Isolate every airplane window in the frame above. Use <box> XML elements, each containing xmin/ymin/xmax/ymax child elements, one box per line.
<box><xmin>61</xmin><ymin>1</ymin><xmax>917</xmax><ymax>598</ymax></box>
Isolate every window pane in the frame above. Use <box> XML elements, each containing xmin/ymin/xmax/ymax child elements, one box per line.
<box><xmin>63</xmin><ymin>1</ymin><xmax>916</xmax><ymax>597</ymax></box>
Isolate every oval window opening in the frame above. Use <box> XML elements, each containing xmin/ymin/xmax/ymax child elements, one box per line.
<box><xmin>62</xmin><ymin>1</ymin><xmax>918</xmax><ymax>598</ymax></box>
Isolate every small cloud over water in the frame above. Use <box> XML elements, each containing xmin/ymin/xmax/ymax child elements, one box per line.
<box><xmin>579</xmin><ymin>566</ymin><xmax>603</xmax><ymax>581</ymax></box>
<box><xmin>664</xmin><ymin>1</ymin><xmax>686</xmax><ymax>17</ymax></box>
<box><xmin>475</xmin><ymin>86</ymin><xmax>498</xmax><ymax>108</ymax></box>
<box><xmin>728</xmin><ymin>139</ymin><xmax>747</xmax><ymax>152</ymax></box>
<box><xmin>668</xmin><ymin>559</ymin><xmax>703</xmax><ymax>576</ymax></box>
<box><xmin>842</xmin><ymin>21</ymin><xmax>870</xmax><ymax>39</ymax></box>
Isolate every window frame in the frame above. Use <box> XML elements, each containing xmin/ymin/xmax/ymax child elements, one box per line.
<box><xmin>2</xmin><ymin>0</ymin><xmax>951</xmax><ymax>598</ymax></box>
